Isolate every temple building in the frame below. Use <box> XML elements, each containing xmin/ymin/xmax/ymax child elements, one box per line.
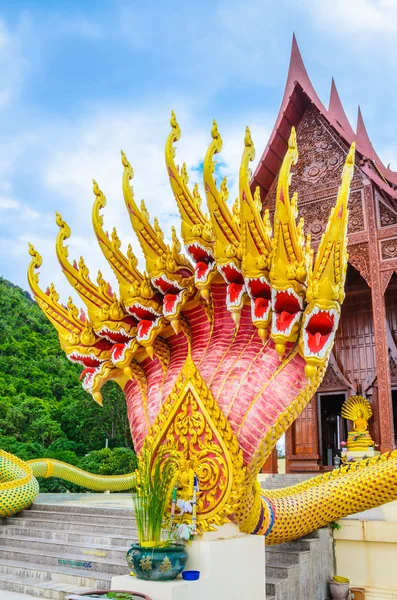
<box><xmin>253</xmin><ymin>36</ymin><xmax>397</xmax><ymax>473</ymax></box>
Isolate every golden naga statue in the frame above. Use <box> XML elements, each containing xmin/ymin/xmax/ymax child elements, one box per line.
<box><xmin>0</xmin><ymin>113</ymin><xmax>392</xmax><ymax>545</ymax></box>
<box><xmin>341</xmin><ymin>395</ymin><xmax>375</xmax><ymax>452</ymax></box>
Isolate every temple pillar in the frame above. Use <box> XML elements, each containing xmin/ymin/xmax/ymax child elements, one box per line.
<box><xmin>365</xmin><ymin>184</ymin><xmax>394</xmax><ymax>452</ymax></box>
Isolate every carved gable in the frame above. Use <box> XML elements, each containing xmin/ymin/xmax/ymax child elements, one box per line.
<box><xmin>378</xmin><ymin>196</ymin><xmax>397</xmax><ymax>228</ymax></box>
<box><xmin>266</xmin><ymin>106</ymin><xmax>366</xmax><ymax>245</ymax></box>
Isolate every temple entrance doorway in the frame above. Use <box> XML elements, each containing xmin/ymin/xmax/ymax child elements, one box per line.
<box><xmin>318</xmin><ymin>392</ymin><xmax>348</xmax><ymax>468</ymax></box>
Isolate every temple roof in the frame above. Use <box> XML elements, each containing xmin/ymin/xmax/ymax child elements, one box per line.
<box><xmin>251</xmin><ymin>34</ymin><xmax>397</xmax><ymax>204</ymax></box>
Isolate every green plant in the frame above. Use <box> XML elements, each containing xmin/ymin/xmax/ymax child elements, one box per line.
<box><xmin>105</xmin><ymin>593</ymin><xmax>136</xmax><ymax>599</ymax></box>
<box><xmin>329</xmin><ymin>520</ymin><xmax>342</xmax><ymax>531</ymax></box>
<box><xmin>133</xmin><ymin>445</ymin><xmax>176</xmax><ymax>547</ymax></box>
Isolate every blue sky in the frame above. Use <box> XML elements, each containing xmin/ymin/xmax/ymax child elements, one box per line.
<box><xmin>1</xmin><ymin>0</ymin><xmax>397</xmax><ymax>300</ymax></box>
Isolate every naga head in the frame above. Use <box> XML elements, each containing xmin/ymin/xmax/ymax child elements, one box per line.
<box><xmin>299</xmin><ymin>143</ymin><xmax>355</xmax><ymax>379</ymax></box>
<box><xmin>27</xmin><ymin>244</ymin><xmax>117</xmax><ymax>405</ymax></box>
<box><xmin>203</xmin><ymin>120</ymin><xmax>245</xmax><ymax>323</ymax></box>
<box><xmin>91</xmin><ymin>179</ymin><xmax>163</xmax><ymax>359</ymax></box>
<box><xmin>166</xmin><ymin>111</ymin><xmax>216</xmax><ymax>301</ymax></box>
<box><xmin>121</xmin><ymin>150</ymin><xmax>195</xmax><ymax>335</ymax></box>
<box><xmin>240</xmin><ymin>127</ymin><xmax>273</xmax><ymax>340</ymax></box>
<box><xmin>55</xmin><ymin>212</ymin><xmax>137</xmax><ymax>346</ymax></box>
<box><xmin>269</xmin><ymin>128</ymin><xmax>308</xmax><ymax>357</ymax></box>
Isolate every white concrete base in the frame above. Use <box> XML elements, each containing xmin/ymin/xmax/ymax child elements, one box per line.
<box><xmin>111</xmin><ymin>528</ymin><xmax>265</xmax><ymax>600</ymax></box>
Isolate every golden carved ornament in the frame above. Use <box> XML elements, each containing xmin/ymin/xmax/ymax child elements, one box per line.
<box><xmin>144</xmin><ymin>355</ymin><xmax>246</xmax><ymax>532</ymax></box>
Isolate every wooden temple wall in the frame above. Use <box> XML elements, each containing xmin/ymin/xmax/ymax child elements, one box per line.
<box><xmin>263</xmin><ymin>104</ymin><xmax>397</xmax><ymax>472</ymax></box>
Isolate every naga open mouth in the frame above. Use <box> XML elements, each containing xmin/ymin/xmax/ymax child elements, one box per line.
<box><xmin>128</xmin><ymin>303</ymin><xmax>162</xmax><ymax>342</ymax></box>
<box><xmin>68</xmin><ymin>347</ymin><xmax>110</xmax><ymax>369</ymax></box>
<box><xmin>68</xmin><ymin>351</ymin><xmax>107</xmax><ymax>392</ymax></box>
<box><xmin>152</xmin><ymin>275</ymin><xmax>188</xmax><ymax>319</ymax></box>
<box><xmin>79</xmin><ymin>362</ymin><xmax>107</xmax><ymax>392</ymax></box>
<box><xmin>218</xmin><ymin>263</ymin><xmax>246</xmax><ymax>310</ymax></box>
<box><xmin>272</xmin><ymin>287</ymin><xmax>303</xmax><ymax>336</ymax></box>
<box><xmin>97</xmin><ymin>321</ymin><xmax>135</xmax><ymax>344</ymax></box>
<box><xmin>111</xmin><ymin>338</ymin><xmax>138</xmax><ymax>365</ymax></box>
<box><xmin>303</xmin><ymin>306</ymin><xmax>337</xmax><ymax>359</ymax></box>
<box><xmin>245</xmin><ymin>277</ymin><xmax>271</xmax><ymax>324</ymax></box>
<box><xmin>186</xmin><ymin>242</ymin><xmax>215</xmax><ymax>283</ymax></box>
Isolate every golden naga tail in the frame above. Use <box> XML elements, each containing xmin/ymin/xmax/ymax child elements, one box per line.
<box><xmin>0</xmin><ymin>450</ymin><xmax>137</xmax><ymax>518</ymax></box>
<box><xmin>11</xmin><ymin>114</ymin><xmax>397</xmax><ymax>541</ymax></box>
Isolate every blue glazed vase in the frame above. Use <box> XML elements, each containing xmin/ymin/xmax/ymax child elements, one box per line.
<box><xmin>126</xmin><ymin>544</ymin><xmax>188</xmax><ymax>581</ymax></box>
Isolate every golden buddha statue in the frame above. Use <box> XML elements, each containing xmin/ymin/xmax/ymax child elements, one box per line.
<box><xmin>341</xmin><ymin>395</ymin><xmax>375</xmax><ymax>452</ymax></box>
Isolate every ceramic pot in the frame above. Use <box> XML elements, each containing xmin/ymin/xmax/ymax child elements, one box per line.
<box><xmin>127</xmin><ymin>544</ymin><xmax>188</xmax><ymax>581</ymax></box>
<box><xmin>329</xmin><ymin>580</ymin><xmax>350</xmax><ymax>600</ymax></box>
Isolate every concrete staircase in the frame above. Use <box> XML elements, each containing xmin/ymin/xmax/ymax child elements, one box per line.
<box><xmin>262</xmin><ymin>474</ymin><xmax>334</xmax><ymax>600</ymax></box>
<box><xmin>0</xmin><ymin>486</ymin><xmax>333</xmax><ymax>600</ymax></box>
<box><xmin>0</xmin><ymin>499</ymin><xmax>138</xmax><ymax>599</ymax></box>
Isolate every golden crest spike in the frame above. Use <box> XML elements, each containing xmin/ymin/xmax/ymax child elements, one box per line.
<box><xmin>27</xmin><ymin>243</ymin><xmax>84</xmax><ymax>338</ymax></box>
<box><xmin>145</xmin><ymin>345</ymin><xmax>154</xmax><ymax>360</ymax></box>
<box><xmin>92</xmin><ymin>178</ymin><xmax>143</xmax><ymax>294</ymax></box>
<box><xmin>56</xmin><ymin>212</ymin><xmax>113</xmax><ymax>320</ymax></box>
<box><xmin>165</xmin><ymin>110</ymin><xmax>210</xmax><ymax>261</ymax></box>
<box><xmin>124</xmin><ymin>366</ymin><xmax>133</xmax><ymax>379</ymax></box>
<box><xmin>231</xmin><ymin>310</ymin><xmax>241</xmax><ymax>328</ymax></box>
<box><xmin>239</xmin><ymin>126</ymin><xmax>272</xmax><ymax>337</ymax></box>
<box><xmin>170</xmin><ymin>110</ymin><xmax>181</xmax><ymax>142</ymax></box>
<box><xmin>203</xmin><ymin>121</ymin><xmax>240</xmax><ymax>261</ymax></box>
<box><xmin>171</xmin><ymin>318</ymin><xmax>182</xmax><ymax>334</ymax></box>
<box><xmin>121</xmin><ymin>149</ymin><xmax>168</xmax><ymax>275</ymax></box>
<box><xmin>199</xmin><ymin>288</ymin><xmax>210</xmax><ymax>302</ymax></box>
<box><xmin>92</xmin><ymin>391</ymin><xmax>103</xmax><ymax>406</ymax></box>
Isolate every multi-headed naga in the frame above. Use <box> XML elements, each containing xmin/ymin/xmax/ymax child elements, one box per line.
<box><xmin>2</xmin><ymin>114</ymin><xmax>397</xmax><ymax>544</ymax></box>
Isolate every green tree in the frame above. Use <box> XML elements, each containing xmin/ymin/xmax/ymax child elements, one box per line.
<box><xmin>0</xmin><ymin>277</ymin><xmax>135</xmax><ymax>487</ymax></box>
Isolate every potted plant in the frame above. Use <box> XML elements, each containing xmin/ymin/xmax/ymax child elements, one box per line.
<box><xmin>126</xmin><ymin>446</ymin><xmax>188</xmax><ymax>581</ymax></box>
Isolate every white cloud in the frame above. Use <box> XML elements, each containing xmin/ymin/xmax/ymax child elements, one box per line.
<box><xmin>14</xmin><ymin>101</ymin><xmax>272</xmax><ymax>304</ymax></box>
<box><xmin>0</xmin><ymin>196</ymin><xmax>20</xmax><ymax>210</ymax></box>
<box><xmin>305</xmin><ymin>0</ymin><xmax>397</xmax><ymax>35</ymax></box>
<box><xmin>0</xmin><ymin>19</ymin><xmax>28</xmax><ymax>109</ymax></box>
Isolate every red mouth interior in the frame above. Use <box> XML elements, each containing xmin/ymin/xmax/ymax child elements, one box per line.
<box><xmin>187</xmin><ymin>244</ymin><xmax>215</xmax><ymax>281</ymax></box>
<box><xmin>219</xmin><ymin>264</ymin><xmax>245</xmax><ymax>306</ymax></box>
<box><xmin>128</xmin><ymin>305</ymin><xmax>160</xmax><ymax>340</ymax></box>
<box><xmin>153</xmin><ymin>277</ymin><xmax>184</xmax><ymax>316</ymax></box>
<box><xmin>248</xmin><ymin>279</ymin><xmax>271</xmax><ymax>320</ymax></box>
<box><xmin>69</xmin><ymin>353</ymin><xmax>102</xmax><ymax>368</ymax></box>
<box><xmin>306</xmin><ymin>311</ymin><xmax>334</xmax><ymax>353</ymax></box>
<box><xmin>79</xmin><ymin>366</ymin><xmax>96</xmax><ymax>382</ymax></box>
<box><xmin>112</xmin><ymin>343</ymin><xmax>126</xmax><ymax>362</ymax></box>
<box><xmin>98</xmin><ymin>329</ymin><xmax>130</xmax><ymax>344</ymax></box>
<box><xmin>274</xmin><ymin>291</ymin><xmax>302</xmax><ymax>332</ymax></box>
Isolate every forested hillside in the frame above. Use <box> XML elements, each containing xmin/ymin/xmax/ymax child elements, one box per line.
<box><xmin>0</xmin><ymin>277</ymin><xmax>137</xmax><ymax>490</ymax></box>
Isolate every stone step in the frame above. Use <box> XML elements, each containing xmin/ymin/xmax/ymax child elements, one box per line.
<box><xmin>266</xmin><ymin>576</ymin><xmax>283</xmax><ymax>598</ymax></box>
<box><xmin>266</xmin><ymin>546</ymin><xmax>310</xmax><ymax>567</ymax></box>
<box><xmin>265</xmin><ymin>562</ymin><xmax>298</xmax><ymax>581</ymax></box>
<box><xmin>0</xmin><ymin>558</ymin><xmax>112</xmax><ymax>588</ymax></box>
<box><xmin>0</xmin><ymin>546</ymin><xmax>128</xmax><ymax>576</ymax></box>
<box><xmin>7</xmin><ymin>517</ymin><xmax>137</xmax><ymax>537</ymax></box>
<box><xmin>1</xmin><ymin>526</ymin><xmax>136</xmax><ymax>547</ymax></box>
<box><xmin>30</xmin><ymin>503</ymin><xmax>134</xmax><ymax>517</ymax></box>
<box><xmin>0</xmin><ymin>573</ymin><xmax>102</xmax><ymax>600</ymax></box>
<box><xmin>0</xmin><ymin>536</ymin><xmax>129</xmax><ymax>562</ymax></box>
<box><xmin>17</xmin><ymin>510</ymin><xmax>136</xmax><ymax>528</ymax></box>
